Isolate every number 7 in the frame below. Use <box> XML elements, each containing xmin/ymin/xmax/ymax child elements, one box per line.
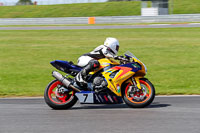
<box><xmin>83</xmin><ymin>94</ymin><xmax>88</xmax><ymax>102</ymax></box>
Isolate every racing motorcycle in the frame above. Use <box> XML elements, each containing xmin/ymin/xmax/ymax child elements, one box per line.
<box><xmin>44</xmin><ymin>51</ymin><xmax>155</xmax><ymax>109</ymax></box>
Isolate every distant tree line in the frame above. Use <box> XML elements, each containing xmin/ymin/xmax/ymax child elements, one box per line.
<box><xmin>16</xmin><ymin>0</ymin><xmax>33</xmax><ymax>5</ymax></box>
<box><xmin>108</xmin><ymin>0</ymin><xmax>141</xmax><ymax>1</ymax></box>
<box><xmin>16</xmin><ymin>0</ymin><xmax>141</xmax><ymax>5</ymax></box>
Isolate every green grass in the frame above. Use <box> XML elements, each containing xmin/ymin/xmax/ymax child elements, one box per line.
<box><xmin>0</xmin><ymin>2</ymin><xmax>140</xmax><ymax>18</ymax></box>
<box><xmin>172</xmin><ymin>0</ymin><xmax>200</xmax><ymax>14</ymax></box>
<box><xmin>0</xmin><ymin>27</ymin><xmax>200</xmax><ymax>97</ymax></box>
<box><xmin>1</xmin><ymin>22</ymin><xmax>199</xmax><ymax>27</ymax></box>
<box><xmin>0</xmin><ymin>0</ymin><xmax>200</xmax><ymax>18</ymax></box>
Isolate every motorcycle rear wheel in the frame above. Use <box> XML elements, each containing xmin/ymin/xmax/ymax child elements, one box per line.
<box><xmin>44</xmin><ymin>79</ymin><xmax>78</xmax><ymax>110</ymax></box>
<box><xmin>123</xmin><ymin>78</ymin><xmax>155</xmax><ymax>108</ymax></box>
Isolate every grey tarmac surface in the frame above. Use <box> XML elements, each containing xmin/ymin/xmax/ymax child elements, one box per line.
<box><xmin>0</xmin><ymin>23</ymin><xmax>200</xmax><ymax>30</ymax></box>
<box><xmin>0</xmin><ymin>96</ymin><xmax>200</xmax><ymax>133</ymax></box>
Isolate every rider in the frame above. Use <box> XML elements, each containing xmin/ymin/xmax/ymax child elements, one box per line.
<box><xmin>75</xmin><ymin>37</ymin><xmax>120</xmax><ymax>87</ymax></box>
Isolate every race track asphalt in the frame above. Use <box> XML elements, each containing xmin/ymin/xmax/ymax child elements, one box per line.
<box><xmin>0</xmin><ymin>23</ymin><xmax>200</xmax><ymax>30</ymax></box>
<box><xmin>0</xmin><ymin>96</ymin><xmax>200</xmax><ymax>133</ymax></box>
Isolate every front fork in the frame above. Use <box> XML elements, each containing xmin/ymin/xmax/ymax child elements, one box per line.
<box><xmin>131</xmin><ymin>77</ymin><xmax>142</xmax><ymax>90</ymax></box>
<box><xmin>128</xmin><ymin>77</ymin><xmax>147</xmax><ymax>101</ymax></box>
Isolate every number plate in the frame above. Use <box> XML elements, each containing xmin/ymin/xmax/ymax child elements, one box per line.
<box><xmin>75</xmin><ymin>91</ymin><xmax>94</xmax><ymax>103</ymax></box>
<box><xmin>75</xmin><ymin>91</ymin><xmax>123</xmax><ymax>104</ymax></box>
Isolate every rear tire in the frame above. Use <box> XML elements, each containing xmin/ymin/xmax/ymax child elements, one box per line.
<box><xmin>44</xmin><ymin>80</ymin><xmax>78</xmax><ymax>110</ymax></box>
<box><xmin>122</xmin><ymin>78</ymin><xmax>155</xmax><ymax>108</ymax></box>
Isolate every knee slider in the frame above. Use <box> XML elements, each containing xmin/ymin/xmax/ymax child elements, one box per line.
<box><xmin>90</xmin><ymin>60</ymin><xmax>100</xmax><ymax>69</ymax></box>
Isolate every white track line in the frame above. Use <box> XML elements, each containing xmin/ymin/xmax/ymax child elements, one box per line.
<box><xmin>0</xmin><ymin>95</ymin><xmax>200</xmax><ymax>99</ymax></box>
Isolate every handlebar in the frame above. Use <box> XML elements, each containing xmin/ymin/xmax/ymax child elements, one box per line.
<box><xmin>114</xmin><ymin>56</ymin><xmax>130</xmax><ymax>62</ymax></box>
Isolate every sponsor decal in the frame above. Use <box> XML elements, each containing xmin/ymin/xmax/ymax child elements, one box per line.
<box><xmin>117</xmin><ymin>84</ymin><xmax>121</xmax><ymax>93</ymax></box>
<box><xmin>132</xmin><ymin>63</ymin><xmax>140</xmax><ymax>68</ymax></box>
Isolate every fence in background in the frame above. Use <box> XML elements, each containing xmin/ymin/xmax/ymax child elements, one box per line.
<box><xmin>0</xmin><ymin>14</ymin><xmax>200</xmax><ymax>25</ymax></box>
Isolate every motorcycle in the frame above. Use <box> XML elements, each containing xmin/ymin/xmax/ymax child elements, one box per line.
<box><xmin>44</xmin><ymin>51</ymin><xmax>155</xmax><ymax>109</ymax></box>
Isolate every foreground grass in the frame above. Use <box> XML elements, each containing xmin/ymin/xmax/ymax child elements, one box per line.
<box><xmin>0</xmin><ymin>0</ymin><xmax>200</xmax><ymax>18</ymax></box>
<box><xmin>0</xmin><ymin>27</ymin><xmax>200</xmax><ymax>97</ymax></box>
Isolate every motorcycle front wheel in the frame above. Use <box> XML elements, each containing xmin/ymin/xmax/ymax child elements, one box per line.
<box><xmin>122</xmin><ymin>78</ymin><xmax>155</xmax><ymax>108</ymax></box>
<box><xmin>44</xmin><ymin>80</ymin><xmax>78</xmax><ymax>110</ymax></box>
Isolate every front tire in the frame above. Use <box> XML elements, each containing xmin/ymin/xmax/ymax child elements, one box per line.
<box><xmin>122</xmin><ymin>78</ymin><xmax>155</xmax><ymax>108</ymax></box>
<box><xmin>44</xmin><ymin>80</ymin><xmax>78</xmax><ymax>110</ymax></box>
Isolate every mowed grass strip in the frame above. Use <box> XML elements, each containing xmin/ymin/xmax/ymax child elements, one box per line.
<box><xmin>0</xmin><ymin>27</ymin><xmax>200</xmax><ymax>97</ymax></box>
<box><xmin>0</xmin><ymin>2</ymin><xmax>140</xmax><ymax>18</ymax></box>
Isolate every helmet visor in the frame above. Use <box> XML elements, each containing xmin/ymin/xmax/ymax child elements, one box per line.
<box><xmin>116</xmin><ymin>45</ymin><xmax>119</xmax><ymax>52</ymax></box>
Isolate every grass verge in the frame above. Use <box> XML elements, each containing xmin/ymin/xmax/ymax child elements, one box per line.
<box><xmin>172</xmin><ymin>0</ymin><xmax>200</xmax><ymax>14</ymax></box>
<box><xmin>1</xmin><ymin>22</ymin><xmax>200</xmax><ymax>27</ymax></box>
<box><xmin>0</xmin><ymin>2</ymin><xmax>140</xmax><ymax>18</ymax></box>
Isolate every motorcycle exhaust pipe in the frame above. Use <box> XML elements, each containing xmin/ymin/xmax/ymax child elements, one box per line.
<box><xmin>52</xmin><ymin>71</ymin><xmax>81</xmax><ymax>92</ymax></box>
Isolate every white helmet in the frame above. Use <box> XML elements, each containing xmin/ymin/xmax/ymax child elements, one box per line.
<box><xmin>102</xmin><ymin>37</ymin><xmax>119</xmax><ymax>58</ymax></box>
